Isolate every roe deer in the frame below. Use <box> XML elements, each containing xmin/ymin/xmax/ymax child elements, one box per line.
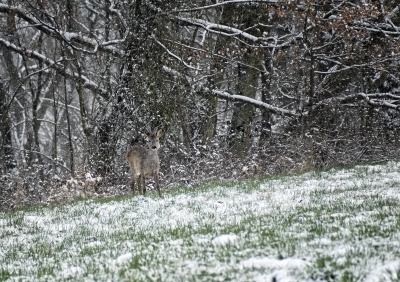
<box><xmin>126</xmin><ymin>129</ymin><xmax>163</xmax><ymax>197</ymax></box>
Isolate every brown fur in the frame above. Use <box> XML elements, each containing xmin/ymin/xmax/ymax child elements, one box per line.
<box><xmin>126</xmin><ymin>129</ymin><xmax>163</xmax><ymax>197</ymax></box>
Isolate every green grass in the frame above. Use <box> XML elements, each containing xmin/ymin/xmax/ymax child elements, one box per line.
<box><xmin>1</xmin><ymin>161</ymin><xmax>400</xmax><ymax>281</ymax></box>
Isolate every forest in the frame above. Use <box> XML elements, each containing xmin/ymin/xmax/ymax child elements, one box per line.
<box><xmin>1</xmin><ymin>0</ymin><xmax>400</xmax><ymax>209</ymax></box>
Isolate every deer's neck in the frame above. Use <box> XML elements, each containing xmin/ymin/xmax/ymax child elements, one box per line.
<box><xmin>146</xmin><ymin>148</ymin><xmax>159</xmax><ymax>157</ymax></box>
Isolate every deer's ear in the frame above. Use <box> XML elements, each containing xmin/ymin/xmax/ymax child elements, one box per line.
<box><xmin>156</xmin><ymin>129</ymin><xmax>163</xmax><ymax>138</ymax></box>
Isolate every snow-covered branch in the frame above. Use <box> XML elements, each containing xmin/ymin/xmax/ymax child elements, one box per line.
<box><xmin>175</xmin><ymin>0</ymin><xmax>286</xmax><ymax>13</ymax></box>
<box><xmin>177</xmin><ymin>17</ymin><xmax>259</xmax><ymax>41</ymax></box>
<box><xmin>162</xmin><ymin>65</ymin><xmax>299</xmax><ymax>116</ymax></box>
<box><xmin>152</xmin><ymin>37</ymin><xmax>200</xmax><ymax>71</ymax></box>
<box><xmin>352</xmin><ymin>20</ymin><xmax>400</xmax><ymax>36</ymax></box>
<box><xmin>0</xmin><ymin>38</ymin><xmax>109</xmax><ymax>99</ymax></box>
<box><xmin>176</xmin><ymin>17</ymin><xmax>298</xmax><ymax>48</ymax></box>
<box><xmin>314</xmin><ymin>55</ymin><xmax>395</xmax><ymax>75</ymax></box>
<box><xmin>9</xmin><ymin>145</ymin><xmax>72</xmax><ymax>173</ymax></box>
<box><xmin>212</xmin><ymin>90</ymin><xmax>299</xmax><ymax>116</ymax></box>
<box><xmin>356</xmin><ymin>93</ymin><xmax>400</xmax><ymax>110</ymax></box>
<box><xmin>316</xmin><ymin>93</ymin><xmax>400</xmax><ymax>111</ymax></box>
<box><xmin>0</xmin><ymin>4</ymin><xmax>125</xmax><ymax>56</ymax></box>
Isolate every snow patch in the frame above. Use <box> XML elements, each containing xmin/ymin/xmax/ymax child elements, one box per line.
<box><xmin>212</xmin><ymin>234</ymin><xmax>238</xmax><ymax>245</ymax></box>
<box><xmin>254</xmin><ymin>269</ymin><xmax>299</xmax><ymax>282</ymax></box>
<box><xmin>310</xmin><ymin>238</ymin><xmax>332</xmax><ymax>246</ymax></box>
<box><xmin>364</xmin><ymin>260</ymin><xmax>400</xmax><ymax>282</ymax></box>
<box><xmin>86</xmin><ymin>241</ymin><xmax>103</xmax><ymax>248</ymax></box>
<box><xmin>2</xmin><ymin>161</ymin><xmax>400</xmax><ymax>280</ymax></box>
<box><xmin>116</xmin><ymin>253</ymin><xmax>132</xmax><ymax>264</ymax></box>
<box><xmin>181</xmin><ymin>260</ymin><xmax>198</xmax><ymax>269</ymax></box>
<box><xmin>329</xmin><ymin>244</ymin><xmax>352</xmax><ymax>258</ymax></box>
<box><xmin>61</xmin><ymin>266</ymin><xmax>84</xmax><ymax>279</ymax></box>
<box><xmin>241</xmin><ymin>257</ymin><xmax>309</xmax><ymax>269</ymax></box>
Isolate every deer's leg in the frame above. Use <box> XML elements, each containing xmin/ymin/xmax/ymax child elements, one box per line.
<box><xmin>130</xmin><ymin>176</ymin><xmax>135</xmax><ymax>195</ymax></box>
<box><xmin>137</xmin><ymin>174</ymin><xmax>142</xmax><ymax>195</ymax></box>
<box><xmin>154</xmin><ymin>173</ymin><xmax>161</xmax><ymax>197</ymax></box>
<box><xmin>142</xmin><ymin>175</ymin><xmax>146</xmax><ymax>195</ymax></box>
<box><xmin>128</xmin><ymin>168</ymin><xmax>136</xmax><ymax>195</ymax></box>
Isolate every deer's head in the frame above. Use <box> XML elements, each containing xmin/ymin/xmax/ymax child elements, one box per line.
<box><xmin>146</xmin><ymin>129</ymin><xmax>163</xmax><ymax>151</ymax></box>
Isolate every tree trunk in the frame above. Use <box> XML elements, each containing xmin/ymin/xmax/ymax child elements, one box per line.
<box><xmin>0</xmin><ymin>79</ymin><xmax>15</xmax><ymax>174</ymax></box>
<box><xmin>63</xmin><ymin>61</ymin><xmax>75</xmax><ymax>177</ymax></box>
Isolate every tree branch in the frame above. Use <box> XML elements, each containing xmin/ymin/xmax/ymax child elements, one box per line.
<box><xmin>0</xmin><ymin>37</ymin><xmax>110</xmax><ymax>99</ymax></box>
<box><xmin>162</xmin><ymin>66</ymin><xmax>299</xmax><ymax>116</ymax></box>
<box><xmin>176</xmin><ymin>16</ymin><xmax>299</xmax><ymax>48</ymax></box>
<box><xmin>174</xmin><ymin>0</ymin><xmax>286</xmax><ymax>13</ymax></box>
<box><xmin>316</xmin><ymin>92</ymin><xmax>400</xmax><ymax>111</ymax></box>
<box><xmin>152</xmin><ymin>36</ymin><xmax>201</xmax><ymax>71</ymax></box>
<box><xmin>0</xmin><ymin>4</ymin><xmax>125</xmax><ymax>56</ymax></box>
<box><xmin>212</xmin><ymin>90</ymin><xmax>300</xmax><ymax>116</ymax></box>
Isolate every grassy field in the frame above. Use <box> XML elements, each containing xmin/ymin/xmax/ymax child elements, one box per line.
<box><xmin>1</xmin><ymin>161</ymin><xmax>400</xmax><ymax>281</ymax></box>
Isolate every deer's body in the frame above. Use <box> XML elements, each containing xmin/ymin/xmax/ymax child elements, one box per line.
<box><xmin>126</xmin><ymin>129</ymin><xmax>162</xmax><ymax>197</ymax></box>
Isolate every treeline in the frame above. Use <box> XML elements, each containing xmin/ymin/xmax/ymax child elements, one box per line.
<box><xmin>1</xmin><ymin>0</ymin><xmax>399</xmax><ymax>209</ymax></box>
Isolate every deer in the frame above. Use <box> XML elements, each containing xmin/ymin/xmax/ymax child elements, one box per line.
<box><xmin>126</xmin><ymin>129</ymin><xmax>163</xmax><ymax>197</ymax></box>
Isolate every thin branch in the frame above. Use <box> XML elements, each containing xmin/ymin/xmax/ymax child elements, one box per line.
<box><xmin>0</xmin><ymin>38</ymin><xmax>110</xmax><ymax>99</ymax></box>
<box><xmin>40</xmin><ymin>98</ymin><xmax>81</xmax><ymax>112</ymax></box>
<box><xmin>162</xmin><ymin>65</ymin><xmax>299</xmax><ymax>116</ymax></box>
<box><xmin>314</xmin><ymin>56</ymin><xmax>395</xmax><ymax>75</ymax></box>
<box><xmin>212</xmin><ymin>90</ymin><xmax>300</xmax><ymax>116</ymax></box>
<box><xmin>8</xmin><ymin>146</ymin><xmax>72</xmax><ymax>173</ymax></box>
<box><xmin>177</xmin><ymin>16</ymin><xmax>261</xmax><ymax>42</ymax></box>
<box><xmin>152</xmin><ymin>36</ymin><xmax>201</xmax><ymax>71</ymax></box>
<box><xmin>165</xmin><ymin>39</ymin><xmax>263</xmax><ymax>72</ymax></box>
<box><xmin>0</xmin><ymin>4</ymin><xmax>125</xmax><ymax>56</ymax></box>
<box><xmin>176</xmin><ymin>16</ymin><xmax>299</xmax><ymax>48</ymax></box>
<box><xmin>315</xmin><ymin>92</ymin><xmax>400</xmax><ymax>111</ymax></box>
<box><xmin>174</xmin><ymin>0</ymin><xmax>284</xmax><ymax>13</ymax></box>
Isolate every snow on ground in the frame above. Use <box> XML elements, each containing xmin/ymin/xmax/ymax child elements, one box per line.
<box><xmin>212</xmin><ymin>234</ymin><xmax>239</xmax><ymax>245</ymax></box>
<box><xmin>1</xmin><ymin>161</ymin><xmax>400</xmax><ymax>281</ymax></box>
<box><xmin>364</xmin><ymin>261</ymin><xmax>400</xmax><ymax>282</ymax></box>
<box><xmin>240</xmin><ymin>257</ymin><xmax>309</xmax><ymax>269</ymax></box>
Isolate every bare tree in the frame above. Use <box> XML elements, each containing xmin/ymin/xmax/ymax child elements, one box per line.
<box><xmin>0</xmin><ymin>0</ymin><xmax>399</xmax><ymax>208</ymax></box>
